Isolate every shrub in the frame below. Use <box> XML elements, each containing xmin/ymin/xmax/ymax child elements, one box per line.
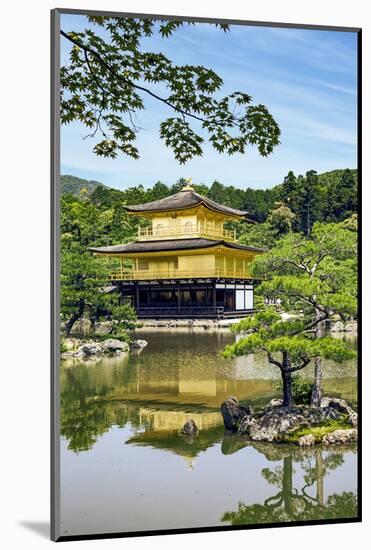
<box><xmin>60</xmin><ymin>339</ymin><xmax>68</xmax><ymax>353</ymax></box>
<box><xmin>276</xmin><ymin>375</ymin><xmax>313</xmax><ymax>405</ymax></box>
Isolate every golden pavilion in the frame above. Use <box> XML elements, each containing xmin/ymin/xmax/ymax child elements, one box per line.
<box><xmin>90</xmin><ymin>181</ymin><xmax>264</xmax><ymax>319</ymax></box>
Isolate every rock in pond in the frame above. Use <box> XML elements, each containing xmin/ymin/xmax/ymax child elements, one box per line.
<box><xmin>237</xmin><ymin>415</ymin><xmax>256</xmax><ymax>436</ymax></box>
<box><xmin>221</xmin><ymin>396</ymin><xmax>253</xmax><ymax>432</ymax></box>
<box><xmin>75</xmin><ymin>342</ymin><xmax>103</xmax><ymax>357</ymax></box>
<box><xmin>298</xmin><ymin>434</ymin><xmax>316</xmax><ymax>447</ymax></box>
<box><xmin>129</xmin><ymin>339</ymin><xmax>148</xmax><ymax>350</ymax></box>
<box><xmin>75</xmin><ymin>342</ymin><xmax>102</xmax><ymax>357</ymax></box>
<box><xmin>322</xmin><ymin>429</ymin><xmax>357</xmax><ymax>445</ymax></box>
<box><xmin>101</xmin><ymin>339</ymin><xmax>129</xmax><ymax>354</ymax></box>
<box><xmin>180</xmin><ymin>419</ymin><xmax>198</xmax><ymax>436</ymax></box>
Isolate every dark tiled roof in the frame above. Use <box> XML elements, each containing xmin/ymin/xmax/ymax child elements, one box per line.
<box><xmin>125</xmin><ymin>189</ymin><xmax>249</xmax><ymax>217</ymax></box>
<box><xmin>90</xmin><ymin>238</ymin><xmax>265</xmax><ymax>255</ymax></box>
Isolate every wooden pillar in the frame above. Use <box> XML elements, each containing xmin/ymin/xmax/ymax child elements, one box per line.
<box><xmin>135</xmin><ymin>283</ymin><xmax>140</xmax><ymax>311</ymax></box>
<box><xmin>177</xmin><ymin>282</ymin><xmax>181</xmax><ymax>313</ymax></box>
<box><xmin>213</xmin><ymin>284</ymin><xmax>216</xmax><ymax>310</ymax></box>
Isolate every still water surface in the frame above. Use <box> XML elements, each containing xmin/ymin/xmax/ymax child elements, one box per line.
<box><xmin>60</xmin><ymin>329</ymin><xmax>358</xmax><ymax>536</ymax></box>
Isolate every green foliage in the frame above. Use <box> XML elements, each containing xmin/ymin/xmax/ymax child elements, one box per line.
<box><xmin>61</xmin><ymin>169</ymin><xmax>357</xmax><ymax>230</ymax></box>
<box><xmin>61</xmin><ymin>17</ymin><xmax>280</xmax><ymax>163</ymax></box>
<box><xmin>238</xmin><ymin>221</ymin><xmax>276</xmax><ymax>248</ymax></box>
<box><xmin>268</xmin><ymin>202</ymin><xmax>295</xmax><ymax>234</ymax></box>
<box><xmin>234</xmin><ymin>221</ymin><xmax>357</xmax><ymax>405</ymax></box>
<box><xmin>60</xmin><ymin>188</ymin><xmax>139</xmax><ymax>335</ymax></box>
<box><xmin>223</xmin><ymin>223</ymin><xmax>357</xmax><ymax>403</ymax></box>
<box><xmin>60</xmin><ymin>339</ymin><xmax>68</xmax><ymax>353</ymax></box>
<box><xmin>325</xmin><ymin>169</ymin><xmax>357</xmax><ymax>222</ymax></box>
<box><xmin>251</xmin><ymin>222</ymin><xmax>358</xmax><ymax>319</ymax></box>
<box><xmin>290</xmin><ymin>376</ymin><xmax>313</xmax><ymax>405</ymax></box>
<box><xmin>224</xmin><ymin>311</ymin><xmax>354</xmax><ymax>365</ymax></box>
<box><xmin>276</xmin><ymin>375</ymin><xmax>313</xmax><ymax>405</ymax></box>
<box><xmin>272</xmin><ymin>168</ymin><xmax>358</xmax><ymax>234</ymax></box>
<box><xmin>109</xmin><ymin>303</ymin><xmax>137</xmax><ymax>336</ymax></box>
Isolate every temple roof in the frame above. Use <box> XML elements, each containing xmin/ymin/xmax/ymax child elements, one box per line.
<box><xmin>124</xmin><ymin>188</ymin><xmax>249</xmax><ymax>218</ymax></box>
<box><xmin>90</xmin><ymin>238</ymin><xmax>264</xmax><ymax>255</ymax></box>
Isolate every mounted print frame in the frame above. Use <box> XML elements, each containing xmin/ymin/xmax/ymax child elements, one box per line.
<box><xmin>51</xmin><ymin>8</ymin><xmax>362</xmax><ymax>542</ymax></box>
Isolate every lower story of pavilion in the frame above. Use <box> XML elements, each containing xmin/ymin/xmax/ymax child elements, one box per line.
<box><xmin>113</xmin><ymin>277</ymin><xmax>258</xmax><ymax>319</ymax></box>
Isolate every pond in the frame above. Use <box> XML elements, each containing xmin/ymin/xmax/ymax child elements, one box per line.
<box><xmin>60</xmin><ymin>329</ymin><xmax>358</xmax><ymax>536</ymax></box>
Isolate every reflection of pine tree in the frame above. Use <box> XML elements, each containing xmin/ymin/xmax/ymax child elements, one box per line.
<box><xmin>222</xmin><ymin>446</ymin><xmax>357</xmax><ymax>525</ymax></box>
<box><xmin>60</xmin><ymin>366</ymin><xmax>142</xmax><ymax>452</ymax></box>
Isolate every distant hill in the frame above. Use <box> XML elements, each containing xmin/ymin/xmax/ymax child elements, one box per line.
<box><xmin>61</xmin><ymin>175</ymin><xmax>109</xmax><ymax>195</ymax></box>
<box><xmin>317</xmin><ymin>169</ymin><xmax>358</xmax><ymax>185</ymax></box>
<box><xmin>62</xmin><ymin>169</ymin><xmax>357</xmax><ymax>196</ymax></box>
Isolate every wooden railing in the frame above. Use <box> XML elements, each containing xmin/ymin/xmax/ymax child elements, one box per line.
<box><xmin>137</xmin><ymin>224</ymin><xmax>236</xmax><ymax>241</ymax></box>
<box><xmin>110</xmin><ymin>267</ymin><xmax>252</xmax><ymax>281</ymax></box>
<box><xmin>137</xmin><ymin>306</ymin><xmax>226</xmax><ymax>319</ymax></box>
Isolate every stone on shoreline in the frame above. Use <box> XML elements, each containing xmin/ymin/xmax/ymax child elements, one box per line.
<box><xmin>297</xmin><ymin>434</ymin><xmax>316</xmax><ymax>446</ymax></box>
<box><xmin>249</xmin><ymin>405</ymin><xmax>326</xmax><ymax>443</ymax></box>
<box><xmin>75</xmin><ymin>342</ymin><xmax>103</xmax><ymax>357</ymax></box>
<box><xmin>101</xmin><ymin>339</ymin><xmax>129</xmax><ymax>354</ymax></box>
<box><xmin>237</xmin><ymin>415</ymin><xmax>256</xmax><ymax>436</ymax></box>
<box><xmin>320</xmin><ymin>397</ymin><xmax>356</xmax><ymax>417</ymax></box>
<box><xmin>63</xmin><ymin>337</ymin><xmax>137</xmax><ymax>359</ymax></box>
<box><xmin>221</xmin><ymin>396</ymin><xmax>253</xmax><ymax>432</ymax></box>
<box><xmin>322</xmin><ymin>429</ymin><xmax>357</xmax><ymax>445</ymax></box>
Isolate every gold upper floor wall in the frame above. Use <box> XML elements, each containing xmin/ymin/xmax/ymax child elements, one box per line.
<box><xmin>109</xmin><ymin>247</ymin><xmax>259</xmax><ymax>281</ymax></box>
<box><xmin>135</xmin><ymin>205</ymin><xmax>238</xmax><ymax>242</ymax></box>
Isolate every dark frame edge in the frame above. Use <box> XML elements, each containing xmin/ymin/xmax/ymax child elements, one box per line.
<box><xmin>51</xmin><ymin>7</ymin><xmax>61</xmax><ymax>543</ymax></box>
<box><xmin>356</xmin><ymin>27</ymin><xmax>362</xmax><ymax>523</ymax></box>
<box><xmin>54</xmin><ymin>7</ymin><xmax>361</xmax><ymax>33</ymax></box>
<box><xmin>55</xmin><ymin>517</ymin><xmax>362</xmax><ymax>543</ymax></box>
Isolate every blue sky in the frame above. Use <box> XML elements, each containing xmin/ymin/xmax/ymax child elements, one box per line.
<box><xmin>60</xmin><ymin>14</ymin><xmax>358</xmax><ymax>190</ymax></box>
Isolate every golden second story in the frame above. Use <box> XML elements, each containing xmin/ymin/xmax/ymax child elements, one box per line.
<box><xmin>125</xmin><ymin>181</ymin><xmax>249</xmax><ymax>242</ymax></box>
<box><xmin>137</xmin><ymin>207</ymin><xmax>237</xmax><ymax>241</ymax></box>
<box><xmin>91</xmin><ymin>239</ymin><xmax>264</xmax><ymax>281</ymax></box>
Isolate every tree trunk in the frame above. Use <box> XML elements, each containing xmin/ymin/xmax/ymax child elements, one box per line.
<box><xmin>311</xmin><ymin>356</ymin><xmax>322</xmax><ymax>406</ymax></box>
<box><xmin>282</xmin><ymin>456</ymin><xmax>294</xmax><ymax>515</ymax></box>
<box><xmin>311</xmin><ymin>306</ymin><xmax>323</xmax><ymax>407</ymax></box>
<box><xmin>281</xmin><ymin>352</ymin><xmax>293</xmax><ymax>407</ymax></box>
<box><xmin>281</xmin><ymin>369</ymin><xmax>293</xmax><ymax>407</ymax></box>
<box><xmin>315</xmin><ymin>448</ymin><xmax>324</xmax><ymax>507</ymax></box>
<box><xmin>64</xmin><ymin>298</ymin><xmax>85</xmax><ymax>336</ymax></box>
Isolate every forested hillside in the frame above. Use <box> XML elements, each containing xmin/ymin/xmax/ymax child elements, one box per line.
<box><xmin>61</xmin><ymin>167</ymin><xmax>358</xmax><ymax>234</ymax></box>
<box><xmin>61</xmin><ymin>175</ymin><xmax>108</xmax><ymax>195</ymax></box>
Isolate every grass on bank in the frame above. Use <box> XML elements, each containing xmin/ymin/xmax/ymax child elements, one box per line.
<box><xmin>282</xmin><ymin>416</ymin><xmax>351</xmax><ymax>443</ymax></box>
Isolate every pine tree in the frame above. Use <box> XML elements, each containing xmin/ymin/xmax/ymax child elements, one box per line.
<box><xmin>226</xmin><ymin>221</ymin><xmax>357</xmax><ymax>406</ymax></box>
